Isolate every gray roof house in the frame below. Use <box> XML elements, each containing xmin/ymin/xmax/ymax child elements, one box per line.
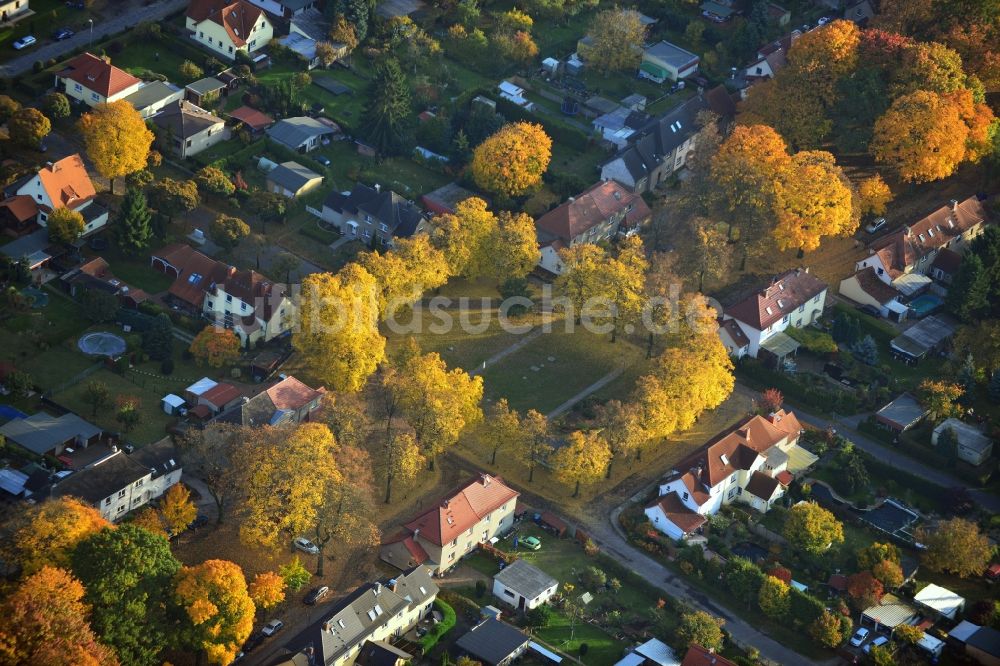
<box><xmin>874</xmin><ymin>393</ymin><xmax>927</xmax><ymax>434</ymax></box>
<box><xmin>0</xmin><ymin>412</ymin><xmax>101</xmax><ymax>457</ymax></box>
<box><xmin>933</xmin><ymin>418</ymin><xmax>994</xmax><ymax>466</ymax></box>
<box><xmin>492</xmin><ymin>559</ymin><xmax>558</xmax><ymax>610</ymax></box>
<box><xmin>321</xmin><ymin>183</ymin><xmax>425</xmax><ymax>246</ymax></box>
<box><xmin>599</xmin><ymin>95</ymin><xmax>708</xmax><ymax>193</ymax></box>
<box><xmin>151</xmin><ymin>100</ymin><xmax>230</xmax><ymax>159</ymax></box>
<box><xmin>267</xmin><ymin>116</ymin><xmax>339</xmax><ymax>152</ymax></box>
<box><xmin>266</xmin><ymin>160</ymin><xmax>324</xmax><ymax>198</ymax></box>
<box><xmin>185</xmin><ymin>76</ymin><xmax>226</xmax><ymax>105</ymax></box>
<box><xmin>123</xmin><ymin>81</ymin><xmax>185</xmax><ymax>119</ymax></box>
<box><xmin>455</xmin><ymin>617</ymin><xmax>531</xmax><ymax>666</ymax></box>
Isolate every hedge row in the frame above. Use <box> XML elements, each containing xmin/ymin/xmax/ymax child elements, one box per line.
<box><xmin>491</xmin><ymin>95</ymin><xmax>594</xmax><ymax>147</ymax></box>
<box><xmin>419</xmin><ymin>598</ymin><xmax>456</xmax><ymax>653</ymax></box>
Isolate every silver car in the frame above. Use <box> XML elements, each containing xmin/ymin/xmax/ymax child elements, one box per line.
<box><xmin>294</xmin><ymin>536</ymin><xmax>320</xmax><ymax>555</ymax></box>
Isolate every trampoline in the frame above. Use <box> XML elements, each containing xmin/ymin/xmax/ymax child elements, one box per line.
<box><xmin>21</xmin><ymin>287</ymin><xmax>48</xmax><ymax>308</ymax></box>
<box><xmin>78</xmin><ymin>332</ymin><xmax>127</xmax><ymax>357</ymax></box>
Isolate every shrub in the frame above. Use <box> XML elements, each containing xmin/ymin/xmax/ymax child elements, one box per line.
<box><xmin>160</xmin><ymin>358</ymin><xmax>175</xmax><ymax>375</ymax></box>
<box><xmin>582</xmin><ymin>566</ymin><xmax>606</xmax><ymax>589</ymax></box>
<box><xmin>474</xmin><ymin>580</ymin><xmax>486</xmax><ymax>598</ymax></box>
<box><xmin>419</xmin><ymin>599</ymin><xmax>456</xmax><ymax>653</ymax></box>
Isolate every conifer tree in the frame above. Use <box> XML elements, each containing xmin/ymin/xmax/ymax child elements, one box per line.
<box><xmin>118</xmin><ymin>187</ymin><xmax>154</xmax><ymax>254</ymax></box>
<box><xmin>361</xmin><ymin>58</ymin><xmax>412</xmax><ymax>155</ymax></box>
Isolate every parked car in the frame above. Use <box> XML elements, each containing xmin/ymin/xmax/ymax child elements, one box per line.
<box><xmin>864</xmin><ymin>636</ymin><xmax>889</xmax><ymax>654</ymax></box>
<box><xmin>188</xmin><ymin>515</ymin><xmax>209</xmax><ymax>531</ymax></box>
<box><xmin>865</xmin><ymin>217</ymin><xmax>887</xmax><ymax>233</ymax></box>
<box><xmin>52</xmin><ymin>27</ymin><xmax>75</xmax><ymax>40</ymax></box>
<box><xmin>818</xmin><ymin>16</ymin><xmax>831</xmax><ymax>25</ymax></box>
<box><xmin>12</xmin><ymin>35</ymin><xmax>36</xmax><ymax>50</ymax></box>
<box><xmin>304</xmin><ymin>585</ymin><xmax>330</xmax><ymax>605</ymax></box>
<box><xmin>261</xmin><ymin>619</ymin><xmax>284</xmax><ymax>637</ymax></box>
<box><xmin>316</xmin><ymin>155</ymin><xmax>331</xmax><ymax>166</ymax></box>
<box><xmin>294</xmin><ymin>536</ymin><xmax>320</xmax><ymax>555</ymax></box>
<box><xmin>65</xmin><ymin>1</ymin><xmax>86</xmax><ymax>7</ymax></box>
<box><xmin>855</xmin><ymin>304</ymin><xmax>881</xmax><ymax>318</ymax></box>
<box><xmin>849</xmin><ymin>627</ymin><xmax>870</xmax><ymax>647</ymax></box>
<box><xmin>521</xmin><ymin>536</ymin><xmax>541</xmax><ymax>551</ymax></box>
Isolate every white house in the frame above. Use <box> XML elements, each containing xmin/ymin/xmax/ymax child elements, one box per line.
<box><xmin>838</xmin><ymin>267</ymin><xmax>909</xmax><ymax>322</ymax></box>
<box><xmin>492</xmin><ymin>560</ymin><xmax>558</xmax><ymax>611</ymax></box>
<box><xmin>246</xmin><ymin>0</ymin><xmax>314</xmax><ymax>18</ymax></box>
<box><xmin>717</xmin><ymin>267</ymin><xmax>827</xmax><ymax>360</ymax></box>
<box><xmin>0</xmin><ymin>0</ymin><xmax>29</xmax><ymax>23</ymax></box>
<box><xmin>16</xmin><ymin>155</ymin><xmax>108</xmax><ymax>235</ymax></box>
<box><xmin>932</xmin><ymin>418</ymin><xmax>994</xmax><ymax>466</ymax></box>
<box><xmin>203</xmin><ymin>269</ymin><xmax>296</xmax><ymax>346</ymax></box>
<box><xmin>498</xmin><ymin>80</ymin><xmax>533</xmax><ymax>110</ymax></box>
<box><xmin>151</xmin><ymin>100</ymin><xmax>230</xmax><ymax>159</ymax></box>
<box><xmin>54</xmin><ymin>53</ymin><xmax>142</xmax><ymax>107</ymax></box>
<box><xmin>645</xmin><ymin>410</ymin><xmax>815</xmax><ymax>540</ymax></box>
<box><xmin>185</xmin><ymin>0</ymin><xmax>273</xmax><ymax>60</ymax></box>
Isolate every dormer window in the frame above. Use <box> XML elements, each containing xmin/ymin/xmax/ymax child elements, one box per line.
<box><xmin>765</xmin><ymin>306</ymin><xmax>773</xmax><ymax>315</ymax></box>
<box><xmin>720</xmin><ymin>454</ymin><xmax>729</xmax><ymax>465</ymax></box>
<box><xmin>927</xmin><ymin>229</ymin><xmax>934</xmax><ymax>237</ymax></box>
<box><xmin>918</xmin><ymin>233</ymin><xmax>925</xmax><ymax>242</ymax></box>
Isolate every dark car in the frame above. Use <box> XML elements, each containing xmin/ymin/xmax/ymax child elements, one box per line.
<box><xmin>65</xmin><ymin>1</ymin><xmax>86</xmax><ymax>8</ymax></box>
<box><xmin>52</xmin><ymin>27</ymin><xmax>75</xmax><ymax>40</ymax></box>
<box><xmin>304</xmin><ymin>585</ymin><xmax>330</xmax><ymax>605</ymax></box>
<box><xmin>241</xmin><ymin>634</ymin><xmax>264</xmax><ymax>653</ymax></box>
<box><xmin>316</xmin><ymin>155</ymin><xmax>332</xmax><ymax>167</ymax></box>
<box><xmin>188</xmin><ymin>515</ymin><xmax>209</xmax><ymax>530</ymax></box>
<box><xmin>855</xmin><ymin>304</ymin><xmax>881</xmax><ymax>318</ymax></box>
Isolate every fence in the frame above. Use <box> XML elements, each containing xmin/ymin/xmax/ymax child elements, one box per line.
<box><xmin>41</xmin><ymin>361</ymin><xmax>105</xmax><ymax>399</ymax></box>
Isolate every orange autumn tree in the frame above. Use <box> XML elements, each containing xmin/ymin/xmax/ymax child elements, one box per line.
<box><xmin>160</xmin><ymin>483</ymin><xmax>198</xmax><ymax>536</ymax></box>
<box><xmin>173</xmin><ymin>559</ymin><xmax>255</xmax><ymax>666</ymax></box>
<box><xmin>871</xmin><ymin>90</ymin><xmax>970</xmax><ymax>182</ymax></box>
<box><xmin>786</xmin><ymin>19</ymin><xmax>861</xmax><ymax>105</ymax></box>
<box><xmin>247</xmin><ymin>571</ymin><xmax>286</xmax><ymax>613</ymax></box>
<box><xmin>15</xmin><ymin>497</ymin><xmax>112</xmax><ymax>575</ymax></box>
<box><xmin>857</xmin><ymin>174</ymin><xmax>893</xmax><ymax>217</ymax></box>
<box><xmin>773</xmin><ymin>150</ymin><xmax>856</xmax><ymax>252</ymax></box>
<box><xmin>0</xmin><ymin>566</ymin><xmax>119</xmax><ymax>666</ymax></box>
<box><xmin>189</xmin><ymin>326</ymin><xmax>242</xmax><ymax>367</ymax></box>
<box><xmin>471</xmin><ymin>122</ymin><xmax>552</xmax><ymax>197</ymax></box>
<box><xmin>78</xmin><ymin>100</ymin><xmax>154</xmax><ymax>194</ymax></box>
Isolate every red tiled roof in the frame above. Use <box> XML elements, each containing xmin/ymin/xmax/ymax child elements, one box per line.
<box><xmin>744</xmin><ymin>470</ymin><xmax>781</xmax><ymax>500</ymax></box>
<box><xmin>0</xmin><ymin>195</ymin><xmax>38</xmax><ymax>222</ymax></box>
<box><xmin>535</xmin><ymin>180</ymin><xmax>651</xmax><ymax>242</ymax></box>
<box><xmin>200</xmin><ymin>382</ymin><xmax>241</xmax><ymax>407</ymax></box>
<box><xmin>725</xmin><ymin>267</ymin><xmax>827</xmax><ymax>331</ymax></box>
<box><xmin>775</xmin><ymin>470</ymin><xmax>793</xmax><ymax>485</ymax></box>
<box><xmin>186</xmin><ymin>0</ymin><xmax>266</xmax><ymax>48</ymax></box>
<box><xmin>719</xmin><ymin>318</ymin><xmax>750</xmax><ymax>348</ymax></box>
<box><xmin>648</xmin><ymin>493</ymin><xmax>706</xmax><ymax>535</ymax></box>
<box><xmin>852</xmin><ymin>266</ymin><xmax>899</xmax><ymax>304</ymax></box>
<box><xmin>154</xmin><ymin>244</ymin><xmax>236</xmax><ymax>308</ymax></box>
<box><xmin>401</xmin><ymin>536</ymin><xmax>429</xmax><ymax>563</ymax></box>
<box><xmin>78</xmin><ymin>257</ymin><xmax>111</xmax><ymax>279</ymax></box>
<box><xmin>35</xmin><ymin>155</ymin><xmax>97</xmax><ymax>213</ymax></box>
<box><xmin>682</xmin><ymin>645</ymin><xmax>737</xmax><ymax>666</ymax></box>
<box><xmin>265</xmin><ymin>375</ymin><xmax>325</xmax><ymax>411</ymax></box>
<box><xmin>57</xmin><ymin>53</ymin><xmax>140</xmax><ymax>98</ymax></box>
<box><xmin>228</xmin><ymin>105</ymin><xmax>274</xmax><ymax>131</ymax></box>
<box><xmin>189</xmin><ymin>404</ymin><xmax>212</xmax><ymax>419</ymax></box>
<box><xmin>404</xmin><ymin>475</ymin><xmax>519</xmax><ymax>546</ymax></box>
<box><xmin>868</xmin><ymin>196</ymin><xmax>986</xmax><ymax>279</ymax></box>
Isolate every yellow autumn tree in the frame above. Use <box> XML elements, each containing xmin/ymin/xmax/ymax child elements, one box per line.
<box><xmin>430</xmin><ymin>197</ymin><xmax>498</xmax><ymax>278</ymax></box>
<box><xmin>946</xmin><ymin>87</ymin><xmax>997</xmax><ymax>162</ymax></box>
<box><xmin>857</xmin><ymin>174</ymin><xmax>892</xmax><ymax>217</ymax></box>
<box><xmin>15</xmin><ymin>497</ymin><xmax>112</xmax><ymax>575</ymax></box>
<box><xmin>599</xmin><ymin>234</ymin><xmax>648</xmax><ymax>342</ymax></box>
<box><xmin>487</xmin><ymin>211</ymin><xmax>539</xmax><ymax>284</ymax></box>
<box><xmin>773</xmin><ymin>150</ymin><xmax>856</xmax><ymax>252</ymax></box>
<box><xmin>595</xmin><ymin>399</ymin><xmax>647</xmax><ymax>477</ymax></box>
<box><xmin>294</xmin><ymin>265</ymin><xmax>386</xmax><ymax>392</ymax></box>
<box><xmin>130</xmin><ymin>506</ymin><xmax>168</xmax><ymax>538</ymax></box>
<box><xmin>78</xmin><ymin>100</ymin><xmax>154</xmax><ymax>194</ymax></box>
<box><xmin>871</xmin><ymin>90</ymin><xmax>969</xmax><ymax>183</ymax></box>
<box><xmin>554</xmin><ymin>244</ymin><xmax>606</xmax><ymax>322</ymax></box>
<box><xmin>160</xmin><ymin>483</ymin><xmax>198</xmax><ymax>536</ymax></box>
<box><xmin>247</xmin><ymin>571</ymin><xmax>286</xmax><ymax>612</ymax></box>
<box><xmin>173</xmin><ymin>559</ymin><xmax>255</xmax><ymax>665</ymax></box>
<box><xmin>0</xmin><ymin>566</ymin><xmax>119</xmax><ymax>666</ymax></box>
<box><xmin>382</xmin><ymin>431</ymin><xmax>425</xmax><ymax>503</ymax></box>
<box><xmin>359</xmin><ymin>235</ymin><xmax>449</xmax><ymax>318</ymax></box>
<box><xmin>471</xmin><ymin>122</ymin><xmax>552</xmax><ymax>197</ymax></box>
<box><xmin>552</xmin><ymin>430</ymin><xmax>611</xmax><ymax>497</ymax></box>
<box><xmin>189</xmin><ymin>326</ymin><xmax>241</xmax><ymax>367</ymax></box>
<box><xmin>583</xmin><ymin>8</ymin><xmax>647</xmax><ymax>73</ymax></box>
<box><xmin>786</xmin><ymin>20</ymin><xmax>860</xmax><ymax>106</ymax></box>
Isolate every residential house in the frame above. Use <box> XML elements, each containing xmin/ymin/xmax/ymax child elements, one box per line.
<box><xmin>185</xmin><ymin>377</ymin><xmax>219</xmax><ymax>404</ymax></box>
<box><xmin>599</xmin><ymin>95</ymin><xmax>708</xmax><ymax>193</ymax></box>
<box><xmin>492</xmin><ymin>560</ymin><xmax>558</xmax><ymax>610</ymax></box>
<box><xmin>743</xmin><ymin>31</ymin><xmax>800</xmax><ymax>86</ymax></box>
<box><xmin>307</xmin><ymin>566</ymin><xmax>439</xmax><ymax>666</ymax></box>
<box><xmin>644</xmin><ymin>410</ymin><xmax>814</xmax><ymax>540</ymax></box>
<box><xmin>246</xmin><ymin>0</ymin><xmax>315</xmax><ymax>17</ymax></box>
<box><xmin>61</xmin><ymin>257</ymin><xmax>148</xmax><ymax>306</ymax></box>
<box><xmin>930</xmin><ymin>248</ymin><xmax>963</xmax><ymax>284</ymax></box>
<box><xmin>123</xmin><ymin>81</ymin><xmax>185</xmax><ymax>119</ymax></box>
<box><xmin>874</xmin><ymin>394</ymin><xmax>927</xmax><ymax>435</ymax></box>
<box><xmin>497</xmin><ymin>80</ymin><xmax>533</xmax><ymax>110</ymax></box>
<box><xmin>228</xmin><ymin>105</ymin><xmax>274</xmax><ymax>135</ymax></box>
<box><xmin>267</xmin><ymin>116</ymin><xmax>338</xmax><ymax>153</ymax></box>
<box><xmin>381</xmin><ymin>474</ymin><xmax>519</xmax><ymax>575</ymax></box>
<box><xmin>151</xmin><ymin>243</ymin><xmax>296</xmax><ymax>345</ymax></box>
<box><xmin>838</xmin><ymin>266</ymin><xmax>909</xmax><ymax>322</ymax></box>
<box><xmin>266</xmin><ymin>160</ymin><xmax>324</xmax><ymax>198</ymax></box>
<box><xmin>214</xmin><ymin>374</ymin><xmax>325</xmax><ymax>426</ymax></box>
<box><xmin>185</xmin><ymin>76</ymin><xmax>226</xmax><ymax>106</ymax></box>
<box><xmin>185</xmin><ymin>0</ymin><xmax>273</xmax><ymax>59</ymax></box>
<box><xmin>0</xmin><ymin>195</ymin><xmax>38</xmax><ymax>236</ymax></box>
<box><xmin>54</xmin><ymin>53</ymin><xmax>142</xmax><ymax>107</ymax></box>
<box><xmin>0</xmin><ymin>228</ymin><xmax>56</xmax><ymax>271</ymax></box>
<box><xmin>455</xmin><ymin>618</ymin><xmax>531</xmax><ymax>666</ymax></box>
<box><xmin>197</xmin><ymin>382</ymin><xmax>242</xmax><ymax>413</ymax></box>
<box><xmin>614</xmin><ymin>638</ymin><xmax>679</xmax><ymax>666</ymax></box>
<box><xmin>855</xmin><ymin>196</ymin><xmax>988</xmax><ymax>297</ymax></box>
<box><xmin>717</xmin><ymin>268</ymin><xmax>827</xmax><ymax>361</ymax></box>
<box><xmin>932</xmin><ymin>418</ymin><xmax>994</xmax><ymax>466</ymax></box>
<box><xmin>681</xmin><ymin>645</ymin><xmax>736</xmax><ymax>666</ymax></box>
<box><xmin>151</xmin><ymin>100</ymin><xmax>230</xmax><ymax>158</ymax></box>
<box><xmin>0</xmin><ymin>0</ymin><xmax>29</xmax><ymax>23</ymax></box>
<box><xmin>913</xmin><ymin>583</ymin><xmax>965</xmax><ymax>621</ymax></box>
<box><xmin>534</xmin><ymin>180</ymin><xmax>651</xmax><ymax>275</ymax></box>
<box><xmin>639</xmin><ymin>41</ymin><xmax>699</xmax><ymax>83</ymax></box>
<box><xmin>843</xmin><ymin>0</ymin><xmax>875</xmax><ymax>25</ymax></box>
<box><xmin>699</xmin><ymin>1</ymin><xmax>736</xmax><ymax>22</ymax></box>
<box><xmin>593</xmin><ymin>106</ymin><xmax>650</xmax><ymax>148</ymax></box>
<box><xmin>321</xmin><ymin>183</ymin><xmax>425</xmax><ymax>247</ymax></box>
<box><xmin>281</xmin><ymin>9</ymin><xmax>347</xmax><ymax>69</ymax></box>
<box><xmin>10</xmin><ymin>154</ymin><xmax>108</xmax><ymax>235</ymax></box>
<box><xmin>0</xmin><ymin>412</ymin><xmax>102</xmax><ymax>458</ymax></box>
<box><xmin>421</xmin><ymin>182</ymin><xmax>476</xmax><ymax>216</ymax></box>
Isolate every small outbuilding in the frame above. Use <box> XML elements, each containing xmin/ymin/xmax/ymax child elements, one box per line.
<box><xmin>613</xmin><ymin>638</ymin><xmax>679</xmax><ymax>666</ymax></box>
<box><xmin>492</xmin><ymin>559</ymin><xmax>558</xmax><ymax>611</ymax></box>
<box><xmin>162</xmin><ymin>394</ymin><xmax>186</xmax><ymax>415</ymax></box>
<box><xmin>933</xmin><ymin>418</ymin><xmax>994</xmax><ymax>466</ymax></box>
<box><xmin>862</xmin><ymin>594</ymin><xmax>920</xmax><ymax>633</ymax></box>
<box><xmin>913</xmin><ymin>583</ymin><xmax>965</xmax><ymax>620</ymax></box>
<box><xmin>875</xmin><ymin>393</ymin><xmax>928</xmax><ymax>434</ymax></box>
<box><xmin>455</xmin><ymin>617</ymin><xmax>531</xmax><ymax>666</ymax></box>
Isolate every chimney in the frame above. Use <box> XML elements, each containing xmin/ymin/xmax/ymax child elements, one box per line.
<box><xmin>374</xmin><ymin>183</ymin><xmax>381</xmax><ymax>193</ymax></box>
<box><xmin>413</xmin><ymin>528</ymin><xmax>420</xmax><ymax>539</ymax></box>
<box><xmin>950</xmin><ymin>199</ymin><xmax>958</xmax><ymax>212</ymax></box>
<box><xmin>374</xmin><ymin>582</ymin><xmax>382</xmax><ymax>595</ymax></box>
<box><xmin>481</xmin><ymin>473</ymin><xmax>491</xmax><ymax>486</ymax></box>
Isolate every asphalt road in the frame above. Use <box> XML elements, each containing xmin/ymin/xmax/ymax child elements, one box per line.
<box><xmin>0</xmin><ymin>0</ymin><xmax>188</xmax><ymax>78</ymax></box>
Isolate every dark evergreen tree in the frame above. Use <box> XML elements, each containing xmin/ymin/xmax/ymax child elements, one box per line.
<box><xmin>947</xmin><ymin>252</ymin><xmax>989</xmax><ymax>321</ymax></box>
<box><xmin>143</xmin><ymin>313</ymin><xmax>174</xmax><ymax>361</ymax></box>
<box><xmin>852</xmin><ymin>334</ymin><xmax>879</xmax><ymax>366</ymax></box>
<box><xmin>80</xmin><ymin>289</ymin><xmax>120</xmax><ymax>323</ymax></box>
<box><xmin>117</xmin><ymin>187</ymin><xmax>154</xmax><ymax>255</ymax></box>
<box><xmin>331</xmin><ymin>0</ymin><xmax>373</xmax><ymax>42</ymax></box>
<box><xmin>361</xmin><ymin>58</ymin><xmax>412</xmax><ymax>155</ymax></box>
<box><xmin>958</xmin><ymin>353</ymin><xmax>978</xmax><ymax>394</ymax></box>
<box><xmin>936</xmin><ymin>427</ymin><xmax>959</xmax><ymax>467</ymax></box>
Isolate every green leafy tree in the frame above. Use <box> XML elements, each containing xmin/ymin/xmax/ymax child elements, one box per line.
<box><xmin>918</xmin><ymin>517</ymin><xmax>993</xmax><ymax>578</ymax></box>
<box><xmin>361</xmin><ymin>58</ymin><xmax>412</xmax><ymax>155</ymax></box>
<box><xmin>210</xmin><ymin>214</ymin><xmax>250</xmax><ymax>250</ymax></box>
<box><xmin>758</xmin><ymin>575</ymin><xmax>791</xmax><ymax>618</ymax></box>
<box><xmin>46</xmin><ymin>207</ymin><xmax>85</xmax><ymax>244</ymax></box>
<box><xmin>4</xmin><ymin>369</ymin><xmax>33</xmax><ymax>398</ymax></box>
<box><xmin>725</xmin><ymin>557</ymin><xmax>766</xmax><ymax>607</ymax></box>
<box><xmin>9</xmin><ymin>107</ymin><xmax>51</xmax><ymax>148</ymax></box>
<box><xmin>783</xmin><ymin>502</ymin><xmax>844</xmax><ymax>554</ymax></box>
<box><xmin>278</xmin><ymin>556</ymin><xmax>311</xmax><ymax>592</ymax></box>
<box><xmin>852</xmin><ymin>334</ymin><xmax>879</xmax><ymax>365</ymax></box>
<box><xmin>44</xmin><ymin>92</ymin><xmax>71</xmax><ymax>119</ymax></box>
<box><xmin>675</xmin><ymin>610</ymin><xmax>724</xmax><ymax>651</ymax></box>
<box><xmin>147</xmin><ymin>178</ymin><xmax>199</xmax><ymax>223</ymax></box>
<box><xmin>0</xmin><ymin>94</ymin><xmax>21</xmax><ymax>122</ymax></box>
<box><xmin>71</xmin><ymin>525</ymin><xmax>182</xmax><ymax>666</ymax></box>
<box><xmin>82</xmin><ymin>379</ymin><xmax>111</xmax><ymax>418</ymax></box>
<box><xmin>117</xmin><ymin>187</ymin><xmax>154</xmax><ymax>254</ymax></box>
<box><xmin>856</xmin><ymin>542</ymin><xmax>900</xmax><ymax>570</ymax></box>
<box><xmin>142</xmin><ymin>313</ymin><xmax>174</xmax><ymax>362</ymax></box>
<box><xmin>196</xmin><ymin>166</ymin><xmax>236</xmax><ymax>196</ymax></box>
<box><xmin>179</xmin><ymin>59</ymin><xmax>204</xmax><ymax>81</ymax></box>
<box><xmin>80</xmin><ymin>289</ymin><xmax>120</xmax><ymax>323</ymax></box>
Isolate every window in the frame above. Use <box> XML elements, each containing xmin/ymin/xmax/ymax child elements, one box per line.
<box><xmin>74</xmin><ymin>83</ymin><xmax>82</xmax><ymax>92</ymax></box>
<box><xmin>226</xmin><ymin>294</ymin><xmax>233</xmax><ymax>302</ymax></box>
<box><xmin>782</xmin><ymin>314</ymin><xmax>789</xmax><ymax>324</ymax></box>
<box><xmin>501</xmin><ymin>503</ymin><xmax>507</xmax><ymax>511</ymax></box>
<box><xmin>503</xmin><ymin>589</ymin><xmax>515</xmax><ymax>598</ymax></box>
<box><xmin>135</xmin><ymin>479</ymin><xmax>144</xmax><ymax>488</ymax></box>
<box><xmin>380</xmin><ymin>223</ymin><xmax>388</xmax><ymax>233</ymax></box>
<box><xmin>241</xmin><ymin>302</ymin><xmax>248</xmax><ymax>311</ymax></box>
<box><xmin>116</xmin><ymin>505</ymin><xmax>126</xmax><ymax>514</ymax></box>
<box><xmin>199</xmin><ymin>31</ymin><xmax>203</xmax><ymax>38</ymax></box>
<box><xmin>118</xmin><ymin>489</ymin><xmax>127</xmax><ymax>499</ymax></box>
<box><xmin>105</xmin><ymin>497</ymin><xmax>111</xmax><ymax>506</ymax></box>
<box><xmin>208</xmin><ymin>37</ymin><xmax>213</xmax><ymax>44</ymax></box>
<box><xmin>798</xmin><ymin>304</ymin><xmax>804</xmax><ymax>313</ymax></box>
<box><xmin>452</xmin><ymin>539</ymin><xmax>458</xmax><ymax>547</ymax></box>
<box><xmin>813</xmin><ymin>294</ymin><xmax>821</xmax><ymax>302</ymax></box>
<box><xmin>682</xmin><ymin>492</ymin><xmax>689</xmax><ymax>501</ymax></box>
<box><xmin>90</xmin><ymin>92</ymin><xmax>99</xmax><ymax>101</ymax></box>
<box><xmin>207</xmin><ymin>301</ymin><xmax>213</xmax><ymax>309</ymax></box>
<box><xmin>228</xmin><ymin>46</ymin><xmax>234</xmax><ymax>53</ymax></box>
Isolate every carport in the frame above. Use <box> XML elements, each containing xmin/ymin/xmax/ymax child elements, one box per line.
<box><xmin>862</xmin><ymin>594</ymin><xmax>920</xmax><ymax>635</ymax></box>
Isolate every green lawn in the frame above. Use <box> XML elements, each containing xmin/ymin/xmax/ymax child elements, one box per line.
<box><xmin>479</xmin><ymin>327</ymin><xmax>644</xmax><ymax>413</ymax></box>
<box><xmin>113</xmin><ymin>45</ymin><xmax>191</xmax><ymax>82</ymax></box>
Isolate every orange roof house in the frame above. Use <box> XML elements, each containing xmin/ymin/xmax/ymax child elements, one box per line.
<box><xmin>228</xmin><ymin>105</ymin><xmax>274</xmax><ymax>132</ymax></box>
<box><xmin>11</xmin><ymin>155</ymin><xmax>110</xmax><ymax>236</ymax></box>
<box><xmin>185</xmin><ymin>0</ymin><xmax>273</xmax><ymax>59</ymax></box>
<box><xmin>265</xmin><ymin>375</ymin><xmax>325</xmax><ymax>413</ymax></box>
<box><xmin>55</xmin><ymin>53</ymin><xmax>142</xmax><ymax>105</ymax></box>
